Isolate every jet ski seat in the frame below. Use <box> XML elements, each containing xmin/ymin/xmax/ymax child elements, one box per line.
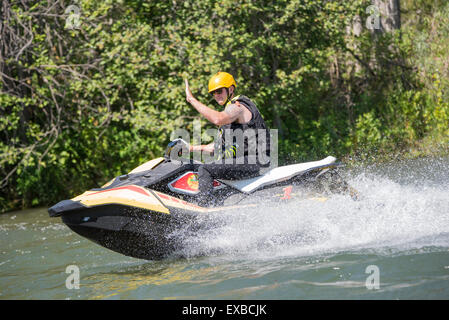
<box><xmin>218</xmin><ymin>156</ymin><xmax>337</xmax><ymax>194</ymax></box>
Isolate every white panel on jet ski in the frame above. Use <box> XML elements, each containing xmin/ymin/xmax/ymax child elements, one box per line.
<box><xmin>219</xmin><ymin>156</ymin><xmax>337</xmax><ymax>193</ymax></box>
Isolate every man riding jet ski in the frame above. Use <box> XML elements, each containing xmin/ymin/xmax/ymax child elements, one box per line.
<box><xmin>48</xmin><ymin>73</ymin><xmax>357</xmax><ymax>260</ymax></box>
<box><xmin>184</xmin><ymin>72</ymin><xmax>271</xmax><ymax>206</ymax></box>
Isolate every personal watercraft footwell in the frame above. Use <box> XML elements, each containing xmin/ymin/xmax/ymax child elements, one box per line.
<box><xmin>48</xmin><ymin>141</ymin><xmax>357</xmax><ymax>260</ymax></box>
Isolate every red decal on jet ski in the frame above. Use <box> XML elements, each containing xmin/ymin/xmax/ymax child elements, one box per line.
<box><xmin>281</xmin><ymin>186</ymin><xmax>293</xmax><ymax>200</ymax></box>
<box><xmin>168</xmin><ymin>172</ymin><xmax>199</xmax><ymax>194</ymax></box>
<box><xmin>168</xmin><ymin>172</ymin><xmax>223</xmax><ymax>195</ymax></box>
<box><xmin>88</xmin><ymin>186</ymin><xmax>150</xmax><ymax>197</ymax></box>
<box><xmin>157</xmin><ymin>193</ymin><xmax>170</xmax><ymax>200</ymax></box>
<box><xmin>170</xmin><ymin>172</ymin><xmax>199</xmax><ymax>191</ymax></box>
<box><xmin>154</xmin><ymin>191</ymin><xmax>202</xmax><ymax>209</ymax></box>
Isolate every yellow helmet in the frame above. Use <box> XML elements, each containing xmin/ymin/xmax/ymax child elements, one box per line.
<box><xmin>208</xmin><ymin>72</ymin><xmax>236</xmax><ymax>93</ymax></box>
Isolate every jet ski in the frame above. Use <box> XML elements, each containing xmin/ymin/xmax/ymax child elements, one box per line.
<box><xmin>48</xmin><ymin>139</ymin><xmax>357</xmax><ymax>260</ymax></box>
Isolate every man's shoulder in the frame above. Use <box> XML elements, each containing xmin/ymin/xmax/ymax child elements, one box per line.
<box><xmin>232</xmin><ymin>95</ymin><xmax>256</xmax><ymax>109</ymax></box>
<box><xmin>233</xmin><ymin>95</ymin><xmax>252</xmax><ymax>103</ymax></box>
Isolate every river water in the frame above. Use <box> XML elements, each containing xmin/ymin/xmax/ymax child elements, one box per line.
<box><xmin>1</xmin><ymin>157</ymin><xmax>449</xmax><ymax>300</ymax></box>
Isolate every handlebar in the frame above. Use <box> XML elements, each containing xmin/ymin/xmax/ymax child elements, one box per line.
<box><xmin>164</xmin><ymin>139</ymin><xmax>190</xmax><ymax>160</ymax></box>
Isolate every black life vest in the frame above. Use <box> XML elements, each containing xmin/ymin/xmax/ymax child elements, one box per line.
<box><xmin>214</xmin><ymin>95</ymin><xmax>270</xmax><ymax>167</ymax></box>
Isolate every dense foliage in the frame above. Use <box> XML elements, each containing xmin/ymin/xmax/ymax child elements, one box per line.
<box><xmin>1</xmin><ymin>0</ymin><xmax>448</xmax><ymax>212</ymax></box>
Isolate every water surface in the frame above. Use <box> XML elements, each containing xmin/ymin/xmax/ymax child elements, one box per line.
<box><xmin>1</xmin><ymin>157</ymin><xmax>448</xmax><ymax>300</ymax></box>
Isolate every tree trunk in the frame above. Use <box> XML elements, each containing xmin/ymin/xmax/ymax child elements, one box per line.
<box><xmin>372</xmin><ymin>0</ymin><xmax>401</xmax><ymax>32</ymax></box>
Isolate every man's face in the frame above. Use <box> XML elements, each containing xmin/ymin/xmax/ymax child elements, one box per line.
<box><xmin>212</xmin><ymin>87</ymin><xmax>231</xmax><ymax>106</ymax></box>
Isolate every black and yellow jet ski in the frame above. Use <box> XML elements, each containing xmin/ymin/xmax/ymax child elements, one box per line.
<box><xmin>48</xmin><ymin>140</ymin><xmax>356</xmax><ymax>260</ymax></box>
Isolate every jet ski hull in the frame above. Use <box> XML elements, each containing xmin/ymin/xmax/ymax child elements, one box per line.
<box><xmin>59</xmin><ymin>204</ymin><xmax>196</xmax><ymax>260</ymax></box>
<box><xmin>49</xmin><ymin>155</ymin><xmax>357</xmax><ymax>260</ymax></box>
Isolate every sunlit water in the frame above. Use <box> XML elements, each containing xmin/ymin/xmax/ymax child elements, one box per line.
<box><xmin>1</xmin><ymin>157</ymin><xmax>449</xmax><ymax>299</ymax></box>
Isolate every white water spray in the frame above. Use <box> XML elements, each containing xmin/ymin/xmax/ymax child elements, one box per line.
<box><xmin>179</xmin><ymin>158</ymin><xmax>449</xmax><ymax>259</ymax></box>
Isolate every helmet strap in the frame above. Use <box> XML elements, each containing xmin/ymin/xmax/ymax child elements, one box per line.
<box><xmin>224</xmin><ymin>87</ymin><xmax>234</xmax><ymax>106</ymax></box>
